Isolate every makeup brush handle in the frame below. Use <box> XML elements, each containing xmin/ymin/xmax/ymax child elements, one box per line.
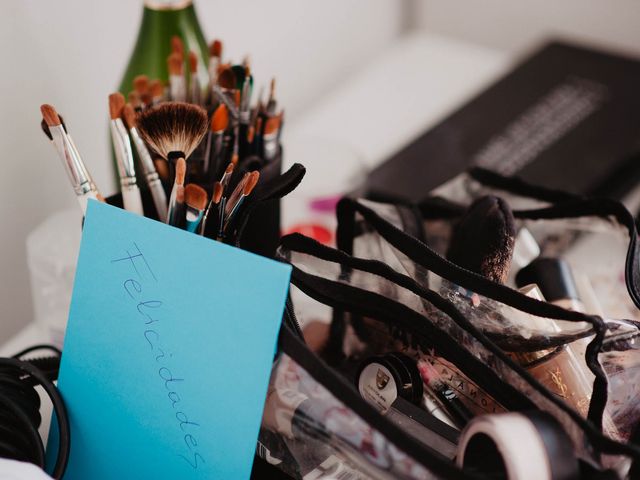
<box><xmin>148</xmin><ymin>178</ymin><xmax>168</xmax><ymax>223</ymax></box>
<box><xmin>121</xmin><ymin>184</ymin><xmax>144</xmax><ymax>216</ymax></box>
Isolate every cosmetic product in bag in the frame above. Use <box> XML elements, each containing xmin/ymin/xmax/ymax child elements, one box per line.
<box><xmin>512</xmin><ymin>284</ymin><xmax>593</xmax><ymax>417</ymax></box>
<box><xmin>457</xmin><ymin>411</ymin><xmax>579</xmax><ymax>480</ymax></box>
<box><xmin>446</xmin><ymin>196</ymin><xmax>516</xmax><ymax>284</ymax></box>
<box><xmin>355</xmin><ymin>353</ymin><xmax>423</xmax><ymax>414</ymax></box>
<box><xmin>516</xmin><ymin>259</ymin><xmax>622</xmax><ymax>439</ymax></box>
<box><xmin>516</xmin><ymin>258</ymin><xmax>592</xmax><ymax>363</ymax></box>
<box><xmin>385</xmin><ymin>397</ymin><xmax>459</xmax><ymax>461</ymax></box>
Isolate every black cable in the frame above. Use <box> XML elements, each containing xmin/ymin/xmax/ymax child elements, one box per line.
<box><xmin>0</xmin><ymin>345</ymin><xmax>70</xmax><ymax>479</ymax></box>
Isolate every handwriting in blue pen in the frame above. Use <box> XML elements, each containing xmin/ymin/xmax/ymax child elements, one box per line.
<box><xmin>111</xmin><ymin>242</ymin><xmax>205</xmax><ymax>470</ymax></box>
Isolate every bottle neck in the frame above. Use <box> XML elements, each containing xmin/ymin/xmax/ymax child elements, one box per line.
<box><xmin>143</xmin><ymin>0</ymin><xmax>192</xmax><ymax>11</ymax></box>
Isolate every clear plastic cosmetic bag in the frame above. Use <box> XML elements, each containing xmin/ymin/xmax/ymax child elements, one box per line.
<box><xmin>263</xmin><ymin>168</ymin><xmax>640</xmax><ymax>478</ymax></box>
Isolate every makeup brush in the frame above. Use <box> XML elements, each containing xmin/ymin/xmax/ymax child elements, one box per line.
<box><xmin>266</xmin><ymin>77</ymin><xmax>277</xmax><ymax>115</ymax></box>
<box><xmin>167</xmin><ymin>157</ymin><xmax>187</xmax><ymax>228</ymax></box>
<box><xmin>224</xmin><ymin>171</ymin><xmax>259</xmax><ymax>231</ymax></box>
<box><xmin>149</xmin><ymin>79</ymin><xmax>164</xmax><ymax>106</ymax></box>
<box><xmin>446</xmin><ymin>195</ymin><xmax>516</xmax><ymax>283</ymax></box>
<box><xmin>219</xmin><ymin>162</ymin><xmax>235</xmax><ymax>193</ymax></box>
<box><xmin>140</xmin><ymin>91</ymin><xmax>153</xmax><ymax>108</ymax></box>
<box><xmin>212</xmin><ymin>66</ymin><xmax>239</xmax><ymax>118</ymax></box>
<box><xmin>171</xmin><ymin>35</ymin><xmax>184</xmax><ymax>57</ymax></box>
<box><xmin>133</xmin><ymin>75</ymin><xmax>149</xmax><ymax>96</ymax></box>
<box><xmin>184</xmin><ymin>183</ymin><xmax>208</xmax><ymax>233</ymax></box>
<box><xmin>200</xmin><ymin>181</ymin><xmax>222</xmax><ymax>236</ymax></box>
<box><xmin>188</xmin><ymin>51</ymin><xmax>201</xmax><ymax>105</ymax></box>
<box><xmin>167</xmin><ymin>52</ymin><xmax>186</xmax><ymax>102</ymax></box>
<box><xmin>128</xmin><ymin>91</ymin><xmax>142</xmax><ymax>113</ymax></box>
<box><xmin>136</xmin><ymin>102</ymin><xmax>209</xmax><ymax>166</ymax></box>
<box><xmin>122</xmin><ymin>103</ymin><xmax>168</xmax><ymax>222</ymax></box>
<box><xmin>203</xmin><ymin>103</ymin><xmax>229</xmax><ymax>177</ymax></box>
<box><xmin>40</xmin><ymin>104</ymin><xmax>102</xmax><ymax>214</ymax></box>
<box><xmin>108</xmin><ymin>93</ymin><xmax>144</xmax><ymax>215</ymax></box>
<box><xmin>262</xmin><ymin>114</ymin><xmax>281</xmax><ymax>161</ymax></box>
<box><xmin>208</xmin><ymin>39</ymin><xmax>223</xmax><ymax>94</ymax></box>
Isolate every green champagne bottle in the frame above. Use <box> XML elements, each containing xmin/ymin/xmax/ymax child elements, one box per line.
<box><xmin>119</xmin><ymin>0</ymin><xmax>209</xmax><ymax>95</ymax></box>
<box><xmin>114</xmin><ymin>0</ymin><xmax>209</xmax><ymax>186</ymax></box>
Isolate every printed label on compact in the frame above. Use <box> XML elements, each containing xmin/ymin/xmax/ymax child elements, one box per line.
<box><xmin>358</xmin><ymin>363</ymin><xmax>397</xmax><ymax>413</ymax></box>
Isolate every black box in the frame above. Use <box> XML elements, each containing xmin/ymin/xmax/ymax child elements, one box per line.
<box><xmin>365</xmin><ymin>41</ymin><xmax>640</xmax><ymax>203</ymax></box>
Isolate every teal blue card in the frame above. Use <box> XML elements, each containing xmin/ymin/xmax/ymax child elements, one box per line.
<box><xmin>49</xmin><ymin>200</ymin><xmax>291</xmax><ymax>479</ymax></box>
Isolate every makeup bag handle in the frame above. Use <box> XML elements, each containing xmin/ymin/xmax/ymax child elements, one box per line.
<box><xmin>228</xmin><ymin>163</ymin><xmax>306</xmax><ymax>252</ymax></box>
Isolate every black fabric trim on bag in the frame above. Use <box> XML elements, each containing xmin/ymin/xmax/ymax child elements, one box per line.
<box><xmin>277</xmin><ymin>324</ymin><xmax>489</xmax><ymax>480</ymax></box>
<box><xmin>232</xmin><ymin>163</ymin><xmax>306</xmax><ymax>250</ymax></box>
<box><xmin>468</xmin><ymin>167</ymin><xmax>583</xmax><ymax>203</ymax></box>
<box><xmin>334</xmin><ymin>197</ymin><xmax>640</xmax><ymax>458</ymax></box>
<box><xmin>281</xmin><ymin>232</ymin><xmax>640</xmax><ymax>461</ymax></box>
<box><xmin>283</xmin><ymin>254</ymin><xmax>537</xmax><ymax>413</ymax></box>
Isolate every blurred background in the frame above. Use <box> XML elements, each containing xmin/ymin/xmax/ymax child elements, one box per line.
<box><xmin>1</xmin><ymin>0</ymin><xmax>639</xmax><ymax>343</ymax></box>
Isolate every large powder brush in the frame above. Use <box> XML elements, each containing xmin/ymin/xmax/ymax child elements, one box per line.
<box><xmin>136</xmin><ymin>102</ymin><xmax>208</xmax><ymax>162</ymax></box>
<box><xmin>447</xmin><ymin>195</ymin><xmax>516</xmax><ymax>283</ymax></box>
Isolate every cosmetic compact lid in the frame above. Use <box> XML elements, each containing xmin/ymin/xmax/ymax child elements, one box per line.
<box><xmin>515</xmin><ymin>257</ymin><xmax>579</xmax><ymax>302</ymax></box>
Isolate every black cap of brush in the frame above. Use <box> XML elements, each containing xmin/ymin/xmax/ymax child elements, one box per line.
<box><xmin>446</xmin><ymin>195</ymin><xmax>516</xmax><ymax>283</ymax></box>
<box><xmin>516</xmin><ymin>257</ymin><xmax>579</xmax><ymax>302</ymax></box>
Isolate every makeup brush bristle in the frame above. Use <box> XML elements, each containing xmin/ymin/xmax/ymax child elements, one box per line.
<box><xmin>40</xmin><ymin>119</ymin><xmax>53</xmax><ymax>140</ymax></box>
<box><xmin>128</xmin><ymin>91</ymin><xmax>141</xmax><ymax>108</ymax></box>
<box><xmin>211</xmin><ymin>104</ymin><xmax>229</xmax><ymax>132</ymax></box>
<box><xmin>150</xmin><ymin>80</ymin><xmax>164</xmax><ymax>99</ymax></box>
<box><xmin>188</xmin><ymin>51</ymin><xmax>198</xmax><ymax>74</ymax></box>
<box><xmin>218</xmin><ymin>67</ymin><xmax>236</xmax><ymax>90</ymax></box>
<box><xmin>41</xmin><ymin>104</ymin><xmax>61</xmax><ymax>127</ymax></box>
<box><xmin>171</xmin><ymin>35</ymin><xmax>184</xmax><ymax>56</ymax></box>
<box><xmin>133</xmin><ymin>75</ymin><xmax>149</xmax><ymax>94</ymax></box>
<box><xmin>210</xmin><ymin>39</ymin><xmax>222</xmax><ymax>58</ymax></box>
<box><xmin>122</xmin><ymin>103</ymin><xmax>137</xmax><ymax>129</ymax></box>
<box><xmin>136</xmin><ymin>102</ymin><xmax>209</xmax><ymax>160</ymax></box>
<box><xmin>154</xmin><ymin>159</ymin><xmax>170</xmax><ymax>181</ymax></box>
<box><xmin>264</xmin><ymin>116</ymin><xmax>281</xmax><ymax>136</ymax></box>
<box><xmin>244</xmin><ymin>171</ymin><xmax>260</xmax><ymax>196</ymax></box>
<box><xmin>185</xmin><ymin>183</ymin><xmax>208</xmax><ymax>211</ymax></box>
<box><xmin>168</xmin><ymin>53</ymin><xmax>183</xmax><ymax>76</ymax></box>
<box><xmin>175</xmin><ymin>157</ymin><xmax>186</xmax><ymax>186</ymax></box>
<box><xmin>213</xmin><ymin>182</ymin><xmax>223</xmax><ymax>204</ymax></box>
<box><xmin>108</xmin><ymin>93</ymin><xmax>126</xmax><ymax>120</ymax></box>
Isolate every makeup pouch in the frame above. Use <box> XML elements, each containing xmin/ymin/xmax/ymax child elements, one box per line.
<box><xmin>286</xmin><ymin>170</ymin><xmax>640</xmax><ymax>475</ymax></box>
<box><xmin>270</xmin><ymin>233</ymin><xmax>632</xmax><ymax>479</ymax></box>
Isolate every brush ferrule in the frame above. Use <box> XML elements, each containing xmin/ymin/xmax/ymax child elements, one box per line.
<box><xmin>263</xmin><ymin>133</ymin><xmax>278</xmax><ymax>161</ymax></box>
<box><xmin>211</xmin><ymin>85</ymin><xmax>239</xmax><ymax>119</ymax></box>
<box><xmin>208</xmin><ymin>58</ymin><xmax>220</xmax><ymax>90</ymax></box>
<box><xmin>111</xmin><ymin>119</ymin><xmax>137</xmax><ymax>179</ymax></box>
<box><xmin>169</xmin><ymin>75</ymin><xmax>187</xmax><ymax>102</ymax></box>
<box><xmin>185</xmin><ymin>207</ymin><xmax>204</xmax><ymax>233</ymax></box>
<box><xmin>120</xmin><ymin>177</ymin><xmax>138</xmax><ymax>189</ymax></box>
<box><xmin>239</xmin><ymin>110</ymin><xmax>251</xmax><ymax>125</ymax></box>
<box><xmin>168</xmin><ymin>151</ymin><xmax>186</xmax><ymax>162</ymax></box>
<box><xmin>49</xmin><ymin>125</ymin><xmax>91</xmax><ymax>190</ymax></box>
<box><xmin>129</xmin><ymin>127</ymin><xmax>156</xmax><ymax>176</ymax></box>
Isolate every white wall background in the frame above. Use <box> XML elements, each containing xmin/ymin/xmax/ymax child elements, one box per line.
<box><xmin>0</xmin><ymin>0</ymin><xmax>406</xmax><ymax>341</ymax></box>
<box><xmin>410</xmin><ymin>0</ymin><xmax>640</xmax><ymax>56</ymax></box>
